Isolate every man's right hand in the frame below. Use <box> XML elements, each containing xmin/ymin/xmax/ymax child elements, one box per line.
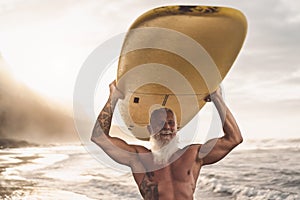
<box><xmin>109</xmin><ymin>80</ymin><xmax>125</xmax><ymax>100</ymax></box>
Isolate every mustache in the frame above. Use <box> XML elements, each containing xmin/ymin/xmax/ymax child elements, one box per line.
<box><xmin>158</xmin><ymin>130</ymin><xmax>175</xmax><ymax>135</ymax></box>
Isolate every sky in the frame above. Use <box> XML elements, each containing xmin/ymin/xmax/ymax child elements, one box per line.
<box><xmin>0</xmin><ymin>0</ymin><xmax>299</xmax><ymax>140</ymax></box>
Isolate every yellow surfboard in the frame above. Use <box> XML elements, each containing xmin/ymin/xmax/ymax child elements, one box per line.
<box><xmin>116</xmin><ymin>5</ymin><xmax>247</xmax><ymax>140</ymax></box>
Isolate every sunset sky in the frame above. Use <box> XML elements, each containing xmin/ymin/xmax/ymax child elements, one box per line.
<box><xmin>0</xmin><ymin>0</ymin><xmax>299</xmax><ymax>140</ymax></box>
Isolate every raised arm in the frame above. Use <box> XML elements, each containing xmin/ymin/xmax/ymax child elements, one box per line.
<box><xmin>198</xmin><ymin>87</ymin><xmax>243</xmax><ymax>165</ymax></box>
<box><xmin>91</xmin><ymin>80</ymin><xmax>140</xmax><ymax>166</ymax></box>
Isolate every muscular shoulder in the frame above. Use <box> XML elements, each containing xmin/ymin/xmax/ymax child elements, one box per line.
<box><xmin>174</xmin><ymin>144</ymin><xmax>201</xmax><ymax>161</ymax></box>
<box><xmin>185</xmin><ymin>144</ymin><xmax>204</xmax><ymax>164</ymax></box>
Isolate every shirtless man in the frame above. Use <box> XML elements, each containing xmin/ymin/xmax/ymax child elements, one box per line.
<box><xmin>91</xmin><ymin>81</ymin><xmax>242</xmax><ymax>199</ymax></box>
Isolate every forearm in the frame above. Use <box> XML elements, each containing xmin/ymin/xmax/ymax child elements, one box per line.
<box><xmin>212</xmin><ymin>95</ymin><xmax>243</xmax><ymax>144</ymax></box>
<box><xmin>92</xmin><ymin>96</ymin><xmax>118</xmax><ymax>138</ymax></box>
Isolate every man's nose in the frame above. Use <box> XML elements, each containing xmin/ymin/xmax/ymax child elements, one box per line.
<box><xmin>163</xmin><ymin>122</ymin><xmax>170</xmax><ymax>129</ymax></box>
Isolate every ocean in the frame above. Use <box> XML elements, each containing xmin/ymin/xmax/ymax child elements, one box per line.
<box><xmin>0</xmin><ymin>139</ymin><xmax>299</xmax><ymax>200</ymax></box>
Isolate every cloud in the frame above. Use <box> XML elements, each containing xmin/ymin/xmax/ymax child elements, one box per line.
<box><xmin>221</xmin><ymin>0</ymin><xmax>300</xmax><ymax>116</ymax></box>
<box><xmin>231</xmin><ymin>0</ymin><xmax>300</xmax><ymax>74</ymax></box>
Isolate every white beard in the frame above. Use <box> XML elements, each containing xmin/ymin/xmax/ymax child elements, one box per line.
<box><xmin>150</xmin><ymin>134</ymin><xmax>180</xmax><ymax>165</ymax></box>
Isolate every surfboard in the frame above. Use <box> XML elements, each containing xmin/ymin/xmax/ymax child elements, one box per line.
<box><xmin>116</xmin><ymin>5</ymin><xmax>247</xmax><ymax>140</ymax></box>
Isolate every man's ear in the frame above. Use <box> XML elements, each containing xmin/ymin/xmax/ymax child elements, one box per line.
<box><xmin>147</xmin><ymin>125</ymin><xmax>153</xmax><ymax>134</ymax></box>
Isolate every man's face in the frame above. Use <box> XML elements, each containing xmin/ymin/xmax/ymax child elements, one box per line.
<box><xmin>149</xmin><ymin>111</ymin><xmax>177</xmax><ymax>145</ymax></box>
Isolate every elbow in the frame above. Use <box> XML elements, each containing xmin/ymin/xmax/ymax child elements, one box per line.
<box><xmin>236</xmin><ymin>136</ymin><xmax>243</xmax><ymax>145</ymax></box>
<box><xmin>233</xmin><ymin>133</ymin><xmax>243</xmax><ymax>146</ymax></box>
<box><xmin>90</xmin><ymin>136</ymin><xmax>98</xmax><ymax>145</ymax></box>
<box><xmin>90</xmin><ymin>136</ymin><xmax>96</xmax><ymax>143</ymax></box>
<box><xmin>237</xmin><ymin>129</ymin><xmax>243</xmax><ymax>144</ymax></box>
<box><xmin>91</xmin><ymin>135</ymin><xmax>103</xmax><ymax>146</ymax></box>
<box><xmin>91</xmin><ymin>132</ymin><xmax>108</xmax><ymax>147</ymax></box>
<box><xmin>225</xmin><ymin>126</ymin><xmax>243</xmax><ymax>147</ymax></box>
<box><xmin>230</xmin><ymin>125</ymin><xmax>243</xmax><ymax>146</ymax></box>
<box><xmin>229</xmin><ymin>137</ymin><xmax>242</xmax><ymax>149</ymax></box>
<box><xmin>228</xmin><ymin>131</ymin><xmax>243</xmax><ymax>148</ymax></box>
<box><xmin>239</xmin><ymin>135</ymin><xmax>243</xmax><ymax>144</ymax></box>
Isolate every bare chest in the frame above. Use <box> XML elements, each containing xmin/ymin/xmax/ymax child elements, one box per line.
<box><xmin>139</xmin><ymin>167</ymin><xmax>196</xmax><ymax>200</ymax></box>
<box><xmin>135</xmin><ymin>146</ymin><xmax>202</xmax><ymax>199</ymax></box>
<box><xmin>138</xmin><ymin>152</ymin><xmax>200</xmax><ymax>199</ymax></box>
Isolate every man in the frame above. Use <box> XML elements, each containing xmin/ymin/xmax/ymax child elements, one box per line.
<box><xmin>91</xmin><ymin>80</ymin><xmax>242</xmax><ymax>200</ymax></box>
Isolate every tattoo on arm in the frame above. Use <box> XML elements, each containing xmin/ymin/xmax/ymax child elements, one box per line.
<box><xmin>92</xmin><ymin>120</ymin><xmax>102</xmax><ymax>138</ymax></box>
<box><xmin>92</xmin><ymin>98</ymin><xmax>116</xmax><ymax>138</ymax></box>
<box><xmin>140</xmin><ymin>172</ymin><xmax>159</xmax><ymax>200</ymax></box>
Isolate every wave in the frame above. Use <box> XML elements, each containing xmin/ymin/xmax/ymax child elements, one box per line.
<box><xmin>237</xmin><ymin>138</ymin><xmax>300</xmax><ymax>151</ymax></box>
<box><xmin>198</xmin><ymin>175</ymin><xmax>299</xmax><ymax>200</ymax></box>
